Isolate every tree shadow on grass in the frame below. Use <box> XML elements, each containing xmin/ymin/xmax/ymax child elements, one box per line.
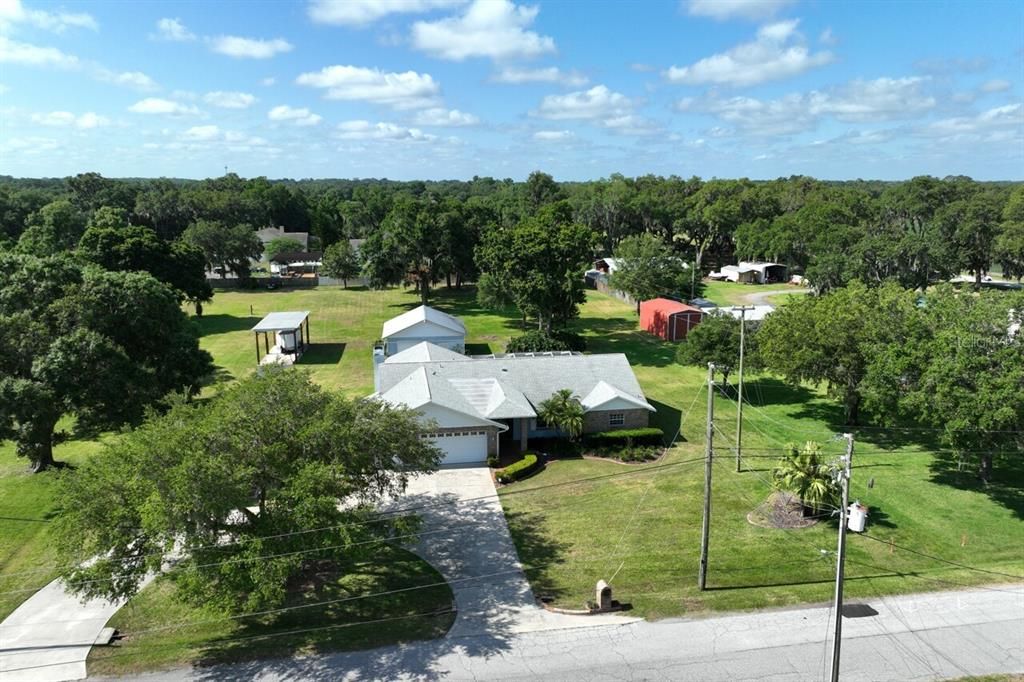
<box><xmin>571</xmin><ymin>318</ymin><xmax>677</xmax><ymax>367</ymax></box>
<box><xmin>298</xmin><ymin>343</ymin><xmax>346</xmax><ymax>366</ymax></box>
<box><xmin>464</xmin><ymin>342</ymin><xmax>492</xmax><ymax>355</ymax></box>
<box><xmin>928</xmin><ymin>450</ymin><xmax>1024</xmax><ymax>521</ymax></box>
<box><xmin>194</xmin><ymin>314</ymin><xmax>260</xmax><ymax>337</ymax></box>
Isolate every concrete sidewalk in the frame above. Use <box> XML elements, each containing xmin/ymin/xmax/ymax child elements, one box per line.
<box><xmin>0</xmin><ymin>574</ymin><xmax>154</xmax><ymax>682</ymax></box>
<box><xmin>121</xmin><ymin>584</ymin><xmax>1024</xmax><ymax>681</ymax></box>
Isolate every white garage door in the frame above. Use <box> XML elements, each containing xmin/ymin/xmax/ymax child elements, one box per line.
<box><xmin>429</xmin><ymin>431</ymin><xmax>488</xmax><ymax>466</ymax></box>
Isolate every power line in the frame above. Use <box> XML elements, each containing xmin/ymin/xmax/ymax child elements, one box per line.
<box><xmin>857</xmin><ymin>533</ymin><xmax>1024</xmax><ymax>580</ymax></box>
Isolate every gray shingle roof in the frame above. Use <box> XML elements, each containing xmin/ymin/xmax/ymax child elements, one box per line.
<box><xmin>377</xmin><ymin>348</ymin><xmax>653</xmax><ymax>419</ymax></box>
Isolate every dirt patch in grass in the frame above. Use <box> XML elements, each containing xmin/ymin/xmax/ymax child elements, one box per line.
<box><xmin>747</xmin><ymin>492</ymin><xmax>820</xmax><ymax>529</ymax></box>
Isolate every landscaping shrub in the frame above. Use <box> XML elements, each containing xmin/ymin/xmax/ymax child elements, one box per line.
<box><xmin>486</xmin><ymin>455</ymin><xmax>499</xmax><ymax>468</ymax></box>
<box><xmin>505</xmin><ymin>330</ymin><xmax>586</xmax><ymax>353</ymax></box>
<box><xmin>496</xmin><ymin>453</ymin><xmax>542</xmax><ymax>483</ymax></box>
<box><xmin>585</xmin><ymin>427</ymin><xmax>665</xmax><ymax>447</ymax></box>
<box><xmin>506</xmin><ymin>331</ymin><xmax>568</xmax><ymax>353</ymax></box>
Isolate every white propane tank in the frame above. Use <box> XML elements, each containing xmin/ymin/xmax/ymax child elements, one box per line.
<box><xmin>847</xmin><ymin>501</ymin><xmax>868</xmax><ymax>532</ymax></box>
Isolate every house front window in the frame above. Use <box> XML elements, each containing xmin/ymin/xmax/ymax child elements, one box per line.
<box><xmin>609</xmin><ymin>412</ymin><xmax>625</xmax><ymax>426</ymax></box>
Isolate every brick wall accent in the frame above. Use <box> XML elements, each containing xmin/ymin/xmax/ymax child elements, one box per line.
<box><xmin>583</xmin><ymin>409</ymin><xmax>650</xmax><ymax>434</ymax></box>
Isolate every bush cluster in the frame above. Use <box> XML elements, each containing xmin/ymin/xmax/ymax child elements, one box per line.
<box><xmin>584</xmin><ymin>427</ymin><xmax>665</xmax><ymax>447</ymax></box>
<box><xmin>506</xmin><ymin>330</ymin><xmax>587</xmax><ymax>353</ymax></box>
<box><xmin>496</xmin><ymin>453</ymin><xmax>542</xmax><ymax>483</ymax></box>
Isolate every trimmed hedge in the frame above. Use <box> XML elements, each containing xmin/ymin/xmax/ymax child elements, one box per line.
<box><xmin>496</xmin><ymin>453</ymin><xmax>542</xmax><ymax>484</ymax></box>
<box><xmin>585</xmin><ymin>427</ymin><xmax>665</xmax><ymax>447</ymax></box>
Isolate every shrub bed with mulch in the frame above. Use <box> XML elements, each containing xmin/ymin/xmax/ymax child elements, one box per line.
<box><xmin>747</xmin><ymin>491</ymin><xmax>821</xmax><ymax>529</ymax></box>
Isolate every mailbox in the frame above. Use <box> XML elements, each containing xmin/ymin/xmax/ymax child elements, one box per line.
<box><xmin>596</xmin><ymin>580</ymin><xmax>613</xmax><ymax>610</ymax></box>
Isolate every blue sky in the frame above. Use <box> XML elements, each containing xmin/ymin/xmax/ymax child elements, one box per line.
<box><xmin>0</xmin><ymin>0</ymin><xmax>1021</xmax><ymax>180</ymax></box>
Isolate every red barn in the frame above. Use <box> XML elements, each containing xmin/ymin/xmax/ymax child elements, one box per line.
<box><xmin>640</xmin><ymin>298</ymin><xmax>704</xmax><ymax>341</ymax></box>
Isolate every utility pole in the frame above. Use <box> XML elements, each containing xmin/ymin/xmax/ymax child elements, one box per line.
<box><xmin>731</xmin><ymin>305</ymin><xmax>754</xmax><ymax>472</ymax></box>
<box><xmin>829</xmin><ymin>433</ymin><xmax>854</xmax><ymax>682</ymax></box>
<box><xmin>698</xmin><ymin>362</ymin><xmax>715</xmax><ymax>591</ymax></box>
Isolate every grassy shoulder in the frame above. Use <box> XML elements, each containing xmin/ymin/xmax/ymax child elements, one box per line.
<box><xmin>87</xmin><ymin>545</ymin><xmax>455</xmax><ymax>677</ymax></box>
<box><xmin>498</xmin><ymin>289</ymin><xmax>1024</xmax><ymax>619</ymax></box>
<box><xmin>0</xmin><ymin>431</ymin><xmax>106</xmax><ymax>620</ymax></box>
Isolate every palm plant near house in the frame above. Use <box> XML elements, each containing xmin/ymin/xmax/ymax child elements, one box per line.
<box><xmin>772</xmin><ymin>442</ymin><xmax>839</xmax><ymax>516</ymax></box>
<box><xmin>538</xmin><ymin>389</ymin><xmax>585</xmax><ymax>441</ymax></box>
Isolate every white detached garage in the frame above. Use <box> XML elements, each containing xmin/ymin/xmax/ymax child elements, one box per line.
<box><xmin>381</xmin><ymin>305</ymin><xmax>466</xmax><ymax>356</ymax></box>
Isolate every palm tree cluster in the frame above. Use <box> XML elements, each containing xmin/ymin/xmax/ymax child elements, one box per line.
<box><xmin>537</xmin><ymin>389</ymin><xmax>584</xmax><ymax>441</ymax></box>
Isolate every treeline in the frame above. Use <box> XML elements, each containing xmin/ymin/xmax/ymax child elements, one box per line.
<box><xmin>2</xmin><ymin>171</ymin><xmax>1022</xmax><ymax>323</ymax></box>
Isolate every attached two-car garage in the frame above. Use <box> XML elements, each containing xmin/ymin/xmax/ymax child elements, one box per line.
<box><xmin>425</xmin><ymin>430</ymin><xmax>489</xmax><ymax>466</ymax></box>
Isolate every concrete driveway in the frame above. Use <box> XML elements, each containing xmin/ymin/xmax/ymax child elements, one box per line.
<box><xmin>388</xmin><ymin>467</ymin><xmax>635</xmax><ymax>640</ymax></box>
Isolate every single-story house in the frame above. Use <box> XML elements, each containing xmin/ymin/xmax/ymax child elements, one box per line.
<box><xmin>699</xmin><ymin>304</ymin><xmax>775</xmax><ymax>323</ymax></box>
<box><xmin>640</xmin><ymin>298</ymin><xmax>704</xmax><ymax>341</ymax></box>
<box><xmin>257</xmin><ymin>226</ymin><xmax>309</xmax><ymax>251</ymax></box>
<box><xmin>270</xmin><ymin>251</ymin><xmax>322</xmax><ymax>275</ymax></box>
<box><xmin>373</xmin><ymin>342</ymin><xmax>655</xmax><ymax>465</ymax></box>
<box><xmin>380</xmin><ymin>305</ymin><xmax>466</xmax><ymax>357</ymax></box>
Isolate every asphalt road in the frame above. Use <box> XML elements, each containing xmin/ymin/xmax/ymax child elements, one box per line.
<box><xmin>117</xmin><ymin>584</ymin><xmax>1024</xmax><ymax>681</ymax></box>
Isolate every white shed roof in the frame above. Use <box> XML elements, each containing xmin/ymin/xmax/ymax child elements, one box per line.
<box><xmin>382</xmin><ymin>305</ymin><xmax>466</xmax><ymax>339</ymax></box>
<box><xmin>251</xmin><ymin>311</ymin><xmax>310</xmax><ymax>332</ymax></box>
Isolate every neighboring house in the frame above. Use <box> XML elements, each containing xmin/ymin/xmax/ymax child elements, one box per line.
<box><xmin>593</xmin><ymin>257</ymin><xmax>621</xmax><ymax>275</ymax></box>
<box><xmin>380</xmin><ymin>305</ymin><xmax>466</xmax><ymax>356</ymax></box>
<box><xmin>373</xmin><ymin>342</ymin><xmax>655</xmax><ymax>465</ymax></box>
<box><xmin>256</xmin><ymin>226</ymin><xmax>310</xmax><ymax>251</ymax></box>
<box><xmin>699</xmin><ymin>304</ymin><xmax>775</xmax><ymax>323</ymax></box>
<box><xmin>270</xmin><ymin>251</ymin><xmax>322</xmax><ymax>275</ymax></box>
<box><xmin>640</xmin><ymin>298</ymin><xmax>704</xmax><ymax>341</ymax></box>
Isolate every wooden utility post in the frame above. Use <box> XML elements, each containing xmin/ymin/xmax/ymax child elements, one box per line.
<box><xmin>698</xmin><ymin>362</ymin><xmax>715</xmax><ymax>591</ymax></box>
<box><xmin>829</xmin><ymin>433</ymin><xmax>855</xmax><ymax>682</ymax></box>
<box><xmin>731</xmin><ymin>305</ymin><xmax>754</xmax><ymax>472</ymax></box>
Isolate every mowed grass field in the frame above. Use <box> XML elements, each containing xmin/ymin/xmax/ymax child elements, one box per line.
<box><xmin>1</xmin><ymin>280</ymin><xmax>1020</xmax><ymax>674</ymax></box>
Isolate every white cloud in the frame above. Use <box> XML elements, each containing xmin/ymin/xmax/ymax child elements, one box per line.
<box><xmin>0</xmin><ymin>36</ymin><xmax>79</xmax><ymax>68</ymax></box>
<box><xmin>96</xmin><ymin>69</ymin><xmax>158</xmax><ymax>91</ymax></box>
<box><xmin>664</xmin><ymin>20</ymin><xmax>833</xmax><ymax>87</ymax></box>
<box><xmin>0</xmin><ymin>0</ymin><xmax>97</xmax><ymax>33</ymax></box>
<box><xmin>980</xmin><ymin>79</ymin><xmax>1011</xmax><ymax>93</ymax></box>
<box><xmin>204</xmin><ymin>91</ymin><xmax>257</xmax><ymax>109</ymax></box>
<box><xmin>183</xmin><ymin>125</ymin><xmax>221</xmax><ymax>141</ymax></box>
<box><xmin>922</xmin><ymin>103</ymin><xmax>1023</xmax><ymax>141</ymax></box>
<box><xmin>686</xmin><ymin>0</ymin><xmax>795</xmax><ymax>21</ymax></box>
<box><xmin>336</xmin><ymin>120</ymin><xmax>436</xmax><ymax>141</ymax></box>
<box><xmin>1</xmin><ymin>135</ymin><xmax>59</xmax><ymax>154</ymax></box>
<box><xmin>412</xmin><ymin>107</ymin><xmax>479</xmax><ymax>126</ymax></box>
<box><xmin>492</xmin><ymin>66</ymin><xmax>588</xmax><ymax>87</ymax></box>
<box><xmin>296</xmin><ymin>65</ymin><xmax>440</xmax><ymax>109</ymax></box>
<box><xmin>268</xmin><ymin>104</ymin><xmax>322</xmax><ymax>126</ymax></box>
<box><xmin>209</xmin><ymin>35</ymin><xmax>293</xmax><ymax>59</ymax></box>
<box><xmin>154</xmin><ymin>17</ymin><xmax>195</xmax><ymax>41</ymax></box>
<box><xmin>260</xmin><ymin>76</ymin><xmax>276</xmax><ymax>86</ymax></box>
<box><xmin>128</xmin><ymin>98</ymin><xmax>200</xmax><ymax>115</ymax></box>
<box><xmin>678</xmin><ymin>76</ymin><xmax>937</xmax><ymax>136</ymax></box>
<box><xmin>308</xmin><ymin>0</ymin><xmax>464</xmax><ymax>26</ymax></box>
<box><xmin>533</xmin><ymin>129</ymin><xmax>573</xmax><ymax>141</ymax></box>
<box><xmin>0</xmin><ymin>83</ymin><xmax>8</xmax><ymax>94</ymax></box>
<box><xmin>31</xmin><ymin>110</ymin><xmax>109</xmax><ymax>129</ymax></box>
<box><xmin>534</xmin><ymin>84</ymin><xmax>633</xmax><ymax>121</ymax></box>
<box><xmin>411</xmin><ymin>0</ymin><xmax>555</xmax><ymax>61</ymax></box>
<box><xmin>534</xmin><ymin>85</ymin><xmax>656</xmax><ymax>135</ymax></box>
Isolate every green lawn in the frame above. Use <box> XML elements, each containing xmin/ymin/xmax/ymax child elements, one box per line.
<box><xmin>2</xmin><ymin>282</ymin><xmax>1021</xmax><ymax>669</ymax></box>
<box><xmin>497</xmin><ymin>289</ymin><xmax>1023</xmax><ymax>617</ymax></box>
<box><xmin>0</xmin><ymin>429</ymin><xmax>107</xmax><ymax>620</ymax></box>
<box><xmin>88</xmin><ymin>545</ymin><xmax>454</xmax><ymax>677</ymax></box>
